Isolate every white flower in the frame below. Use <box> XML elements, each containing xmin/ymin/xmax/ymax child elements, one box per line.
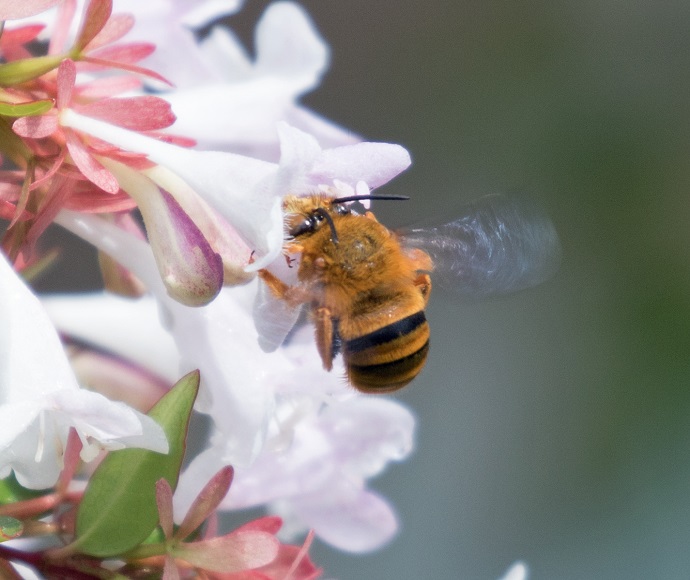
<box><xmin>156</xmin><ymin>1</ymin><xmax>359</xmax><ymax>159</ymax></box>
<box><xmin>0</xmin><ymin>253</ymin><xmax>168</xmax><ymax>490</ymax></box>
<box><xmin>60</xmin><ymin>112</ymin><xmax>411</xmax><ymax>273</ymax></box>
<box><xmin>44</xmin><ymin>282</ymin><xmax>416</xmax><ymax>552</ymax></box>
<box><xmin>225</xmin><ymin>396</ymin><xmax>415</xmax><ymax>553</ymax></box>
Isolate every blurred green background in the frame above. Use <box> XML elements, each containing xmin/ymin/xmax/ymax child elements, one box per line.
<box><xmin>36</xmin><ymin>1</ymin><xmax>690</xmax><ymax>578</ymax></box>
<box><xmin>292</xmin><ymin>1</ymin><xmax>690</xmax><ymax>578</ymax></box>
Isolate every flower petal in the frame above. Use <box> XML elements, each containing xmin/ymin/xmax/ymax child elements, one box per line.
<box><xmin>310</xmin><ymin>141</ymin><xmax>412</xmax><ymax>189</ymax></box>
<box><xmin>176</xmin><ymin>466</ymin><xmax>234</xmax><ymax>540</ymax></box>
<box><xmin>42</xmin><ymin>292</ymin><xmax>180</xmax><ymax>386</ymax></box>
<box><xmin>65</xmin><ymin>131</ymin><xmax>120</xmax><ymax>194</ymax></box>
<box><xmin>0</xmin><ymin>0</ymin><xmax>61</xmax><ymax>20</ymax></box>
<box><xmin>0</xmin><ymin>252</ymin><xmax>80</xmax><ymax>403</ymax></box>
<box><xmin>77</xmin><ymin>96</ymin><xmax>176</xmax><ymax>131</ymax></box>
<box><xmin>12</xmin><ymin>114</ymin><xmax>58</xmax><ymax>139</ymax></box>
<box><xmin>285</xmin><ymin>482</ymin><xmax>399</xmax><ymax>553</ymax></box>
<box><xmin>102</xmin><ymin>159</ymin><xmax>223</xmax><ymax>306</ymax></box>
<box><xmin>172</xmin><ymin>531</ymin><xmax>279</xmax><ymax>573</ymax></box>
<box><xmin>254</xmin><ymin>1</ymin><xmax>329</xmax><ymax>91</ymax></box>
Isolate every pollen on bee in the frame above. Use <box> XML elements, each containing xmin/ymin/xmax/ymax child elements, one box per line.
<box><xmin>314</xmin><ymin>257</ymin><xmax>326</xmax><ymax>269</ymax></box>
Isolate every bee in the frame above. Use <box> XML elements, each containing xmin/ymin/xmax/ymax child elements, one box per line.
<box><xmin>257</xmin><ymin>192</ymin><xmax>560</xmax><ymax>393</ymax></box>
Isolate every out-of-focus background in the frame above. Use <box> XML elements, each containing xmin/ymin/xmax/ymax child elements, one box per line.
<box><xmin>36</xmin><ymin>1</ymin><xmax>690</xmax><ymax>578</ymax></box>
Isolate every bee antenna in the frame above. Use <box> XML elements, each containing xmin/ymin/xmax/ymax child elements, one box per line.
<box><xmin>314</xmin><ymin>207</ymin><xmax>339</xmax><ymax>245</ymax></box>
<box><xmin>331</xmin><ymin>194</ymin><xmax>410</xmax><ymax>204</ymax></box>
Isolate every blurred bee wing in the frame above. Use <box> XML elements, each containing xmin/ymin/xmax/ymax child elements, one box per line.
<box><xmin>399</xmin><ymin>194</ymin><xmax>561</xmax><ymax>296</ymax></box>
<box><xmin>253</xmin><ymin>279</ymin><xmax>302</xmax><ymax>351</ymax></box>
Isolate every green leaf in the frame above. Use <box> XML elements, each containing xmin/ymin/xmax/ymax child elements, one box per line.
<box><xmin>0</xmin><ymin>516</ymin><xmax>23</xmax><ymax>542</ymax></box>
<box><xmin>0</xmin><ymin>55</ymin><xmax>64</xmax><ymax>86</ymax></box>
<box><xmin>72</xmin><ymin>370</ymin><xmax>200</xmax><ymax>557</ymax></box>
<box><xmin>0</xmin><ymin>99</ymin><xmax>54</xmax><ymax>117</ymax></box>
<box><xmin>0</xmin><ymin>474</ymin><xmax>47</xmax><ymax>505</ymax></box>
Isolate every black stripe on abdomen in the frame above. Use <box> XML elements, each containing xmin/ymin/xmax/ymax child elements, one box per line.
<box><xmin>345</xmin><ymin>311</ymin><xmax>427</xmax><ymax>353</ymax></box>
<box><xmin>348</xmin><ymin>339</ymin><xmax>430</xmax><ymax>393</ymax></box>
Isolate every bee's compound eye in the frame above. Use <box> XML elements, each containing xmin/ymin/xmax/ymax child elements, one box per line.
<box><xmin>289</xmin><ymin>216</ymin><xmax>317</xmax><ymax>237</ymax></box>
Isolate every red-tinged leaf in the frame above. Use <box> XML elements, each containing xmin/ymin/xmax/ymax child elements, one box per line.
<box><xmin>65</xmin><ymin>131</ymin><xmax>120</xmax><ymax>194</ymax></box>
<box><xmin>72</xmin><ymin>371</ymin><xmax>200</xmax><ymax>557</ymax></box>
<box><xmin>0</xmin><ymin>24</ymin><xmax>46</xmax><ymax>47</ymax></box>
<box><xmin>234</xmin><ymin>517</ymin><xmax>283</xmax><ymax>536</ymax></box>
<box><xmin>13</xmin><ymin>114</ymin><xmax>58</xmax><ymax>138</ymax></box>
<box><xmin>156</xmin><ymin>479</ymin><xmax>174</xmax><ymax>540</ymax></box>
<box><xmin>0</xmin><ymin>0</ymin><xmax>60</xmax><ymax>20</ymax></box>
<box><xmin>171</xmin><ymin>532</ymin><xmax>280</xmax><ymax>573</ymax></box>
<box><xmin>88</xmin><ymin>42</ymin><xmax>156</xmax><ymax>65</ymax></box>
<box><xmin>24</xmin><ymin>173</ymin><xmax>71</xmax><ymax>245</ymax></box>
<box><xmin>56</xmin><ymin>59</ymin><xmax>76</xmax><ymax>109</ymax></box>
<box><xmin>9</xmin><ymin>170</ymin><xmax>31</xmax><ymax>229</ymax></box>
<box><xmin>86</xmin><ymin>13</ymin><xmax>135</xmax><ymax>51</ymax></box>
<box><xmin>29</xmin><ymin>147</ymin><xmax>65</xmax><ymax>191</ymax></box>
<box><xmin>175</xmin><ymin>467</ymin><xmax>234</xmax><ymax>541</ymax></box>
<box><xmin>73</xmin><ymin>0</ymin><xmax>112</xmax><ymax>52</ymax></box>
<box><xmin>81</xmin><ymin>56</ymin><xmax>173</xmax><ymax>86</ymax></box>
<box><xmin>77</xmin><ymin>96</ymin><xmax>176</xmax><ymax>131</ymax></box>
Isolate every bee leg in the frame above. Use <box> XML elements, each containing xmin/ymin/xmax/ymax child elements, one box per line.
<box><xmin>313</xmin><ymin>307</ymin><xmax>337</xmax><ymax>371</ymax></box>
<box><xmin>414</xmin><ymin>272</ymin><xmax>432</xmax><ymax>306</ymax></box>
<box><xmin>258</xmin><ymin>269</ymin><xmax>309</xmax><ymax>307</ymax></box>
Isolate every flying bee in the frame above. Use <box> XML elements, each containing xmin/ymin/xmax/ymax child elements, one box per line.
<box><xmin>257</xmin><ymin>192</ymin><xmax>561</xmax><ymax>393</ymax></box>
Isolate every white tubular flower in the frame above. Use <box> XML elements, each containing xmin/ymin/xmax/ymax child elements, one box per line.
<box><xmin>59</xmin><ymin>112</ymin><xmax>411</xmax><ymax>273</ymax></box>
<box><xmin>0</xmin><ymin>254</ymin><xmax>168</xmax><ymax>490</ymax></box>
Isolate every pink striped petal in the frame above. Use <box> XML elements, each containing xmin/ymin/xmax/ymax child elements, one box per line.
<box><xmin>73</xmin><ymin>0</ymin><xmax>111</xmax><ymax>52</ymax></box>
<box><xmin>86</xmin><ymin>13</ymin><xmax>135</xmax><ymax>51</ymax></box>
<box><xmin>176</xmin><ymin>466</ymin><xmax>233</xmax><ymax>540</ymax></box>
<box><xmin>56</xmin><ymin>59</ymin><xmax>76</xmax><ymax>110</ymax></box>
<box><xmin>172</xmin><ymin>531</ymin><xmax>279</xmax><ymax>573</ymax></box>
<box><xmin>74</xmin><ymin>76</ymin><xmax>142</xmax><ymax>98</ymax></box>
<box><xmin>13</xmin><ymin>114</ymin><xmax>58</xmax><ymax>139</ymax></box>
<box><xmin>0</xmin><ymin>24</ymin><xmax>45</xmax><ymax>46</ymax></box>
<box><xmin>81</xmin><ymin>56</ymin><xmax>172</xmax><ymax>86</ymax></box>
<box><xmin>87</xmin><ymin>42</ymin><xmax>156</xmax><ymax>65</ymax></box>
<box><xmin>77</xmin><ymin>96</ymin><xmax>176</xmax><ymax>131</ymax></box>
<box><xmin>156</xmin><ymin>479</ymin><xmax>174</xmax><ymax>539</ymax></box>
<box><xmin>65</xmin><ymin>131</ymin><xmax>119</xmax><ymax>193</ymax></box>
<box><xmin>0</xmin><ymin>0</ymin><xmax>60</xmax><ymax>20</ymax></box>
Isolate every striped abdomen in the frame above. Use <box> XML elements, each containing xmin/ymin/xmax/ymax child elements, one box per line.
<box><xmin>342</xmin><ymin>309</ymin><xmax>430</xmax><ymax>393</ymax></box>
